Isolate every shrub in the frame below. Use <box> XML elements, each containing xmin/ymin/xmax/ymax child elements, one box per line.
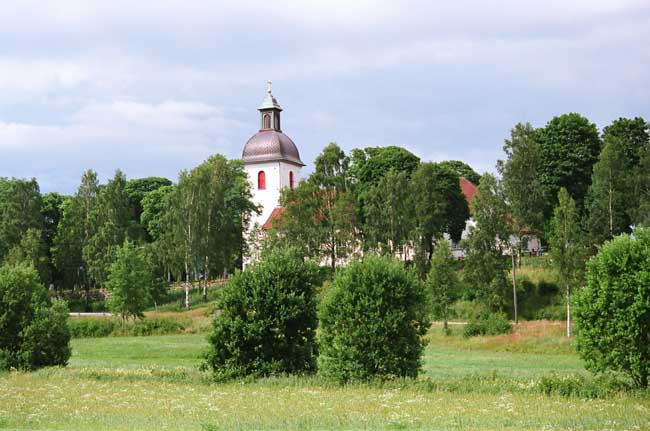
<box><xmin>67</xmin><ymin>317</ymin><xmax>188</xmax><ymax>338</ymax></box>
<box><xmin>106</xmin><ymin>240</ymin><xmax>152</xmax><ymax>321</ymax></box>
<box><xmin>318</xmin><ymin>255</ymin><xmax>430</xmax><ymax>382</ymax></box>
<box><xmin>204</xmin><ymin>247</ymin><xmax>320</xmax><ymax>381</ymax></box>
<box><xmin>0</xmin><ymin>263</ymin><xmax>71</xmax><ymax>370</ymax></box>
<box><xmin>463</xmin><ymin>312</ymin><xmax>512</xmax><ymax>337</ymax></box>
<box><xmin>575</xmin><ymin>229</ymin><xmax>650</xmax><ymax>387</ymax></box>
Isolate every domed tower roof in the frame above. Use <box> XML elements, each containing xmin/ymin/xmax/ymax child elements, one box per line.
<box><xmin>242</xmin><ymin>82</ymin><xmax>305</xmax><ymax>166</ymax></box>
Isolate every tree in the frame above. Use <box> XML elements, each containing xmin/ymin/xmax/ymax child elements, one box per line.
<box><xmin>41</xmin><ymin>192</ymin><xmax>66</xmax><ymax>287</ymax></box>
<box><xmin>204</xmin><ymin>247</ymin><xmax>320</xmax><ymax>381</ymax></box>
<box><xmin>601</xmin><ymin>117</ymin><xmax>649</xmax><ymax>167</ymax></box>
<box><xmin>575</xmin><ymin>229</ymin><xmax>650</xmax><ymax>387</ymax></box>
<box><xmin>141</xmin><ymin>185</ymin><xmax>180</xmax><ymax>281</ymax></box>
<box><xmin>124</xmin><ymin>177</ymin><xmax>172</xmax><ymax>241</ymax></box>
<box><xmin>83</xmin><ymin>169</ymin><xmax>133</xmax><ymax>287</ymax></box>
<box><xmin>276</xmin><ymin>144</ymin><xmax>358</xmax><ymax>271</ymax></box>
<box><xmin>586</xmin><ymin>137</ymin><xmax>633</xmax><ymax>246</ymax></box>
<box><xmin>549</xmin><ymin>188</ymin><xmax>586</xmax><ymax>337</ymax></box>
<box><xmin>0</xmin><ymin>263</ymin><xmax>71</xmax><ymax>370</ymax></box>
<box><xmin>497</xmin><ymin>122</ymin><xmax>547</xmax><ymax>234</ymax></box>
<box><xmin>0</xmin><ymin>177</ymin><xmax>43</xmax><ymax>263</ymax></box>
<box><xmin>4</xmin><ymin>228</ymin><xmax>50</xmax><ymax>283</ymax></box>
<box><xmin>427</xmin><ymin>240</ymin><xmax>460</xmax><ymax>332</ymax></box>
<box><xmin>52</xmin><ymin>170</ymin><xmax>99</xmax><ymax>291</ymax></box>
<box><xmin>438</xmin><ymin>160</ymin><xmax>481</xmax><ymax>186</ymax></box>
<box><xmin>364</xmin><ymin>169</ymin><xmax>414</xmax><ymax>256</ymax></box>
<box><xmin>410</xmin><ymin>162</ymin><xmax>469</xmax><ymax>275</ymax></box>
<box><xmin>348</xmin><ymin>145</ymin><xmax>420</xmax><ymax>191</ymax></box>
<box><xmin>537</xmin><ymin>113</ymin><xmax>601</xmax><ymax>215</ymax></box>
<box><xmin>318</xmin><ymin>255</ymin><xmax>429</xmax><ymax>381</ymax></box>
<box><xmin>462</xmin><ymin>174</ymin><xmax>510</xmax><ymax>312</ymax></box>
<box><xmin>105</xmin><ymin>240</ymin><xmax>152</xmax><ymax>322</ymax></box>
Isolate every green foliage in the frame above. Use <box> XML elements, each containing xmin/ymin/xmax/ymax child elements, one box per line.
<box><xmin>318</xmin><ymin>255</ymin><xmax>429</xmax><ymax>381</ymax></box>
<box><xmin>575</xmin><ymin>229</ymin><xmax>650</xmax><ymax>387</ymax></box>
<box><xmin>537</xmin><ymin>113</ymin><xmax>601</xmax><ymax>214</ymax></box>
<box><xmin>124</xmin><ymin>177</ymin><xmax>172</xmax><ymax>236</ymax></box>
<box><xmin>4</xmin><ymin>228</ymin><xmax>50</xmax><ymax>283</ymax></box>
<box><xmin>0</xmin><ymin>177</ymin><xmax>43</xmax><ymax>263</ymax></box>
<box><xmin>52</xmin><ymin>170</ymin><xmax>99</xmax><ymax>291</ymax></box>
<box><xmin>277</xmin><ymin>145</ymin><xmax>357</xmax><ymax>270</ymax></box>
<box><xmin>497</xmin><ymin>122</ymin><xmax>547</xmax><ymax>234</ymax></box>
<box><xmin>0</xmin><ymin>263</ymin><xmax>71</xmax><ymax>370</ymax></box>
<box><xmin>364</xmin><ymin>169</ymin><xmax>413</xmax><ymax>254</ymax></box>
<box><xmin>205</xmin><ymin>247</ymin><xmax>320</xmax><ymax>381</ymax></box>
<box><xmin>106</xmin><ymin>240</ymin><xmax>153</xmax><ymax>321</ymax></box>
<box><xmin>437</xmin><ymin>160</ymin><xmax>481</xmax><ymax>186</ymax></box>
<box><xmin>462</xmin><ymin>174</ymin><xmax>510</xmax><ymax>311</ymax></box>
<box><xmin>68</xmin><ymin>317</ymin><xmax>188</xmax><ymax>338</ymax></box>
<box><xmin>348</xmin><ymin>145</ymin><xmax>420</xmax><ymax>191</ymax></box>
<box><xmin>463</xmin><ymin>312</ymin><xmax>512</xmax><ymax>337</ymax></box>
<box><xmin>427</xmin><ymin>241</ymin><xmax>460</xmax><ymax>328</ymax></box>
<box><xmin>17</xmin><ymin>299</ymin><xmax>71</xmax><ymax>370</ymax></box>
<box><xmin>83</xmin><ymin>169</ymin><xmax>134</xmax><ymax>286</ymax></box>
<box><xmin>586</xmin><ymin>137</ymin><xmax>634</xmax><ymax>245</ymax></box>
<box><xmin>411</xmin><ymin>162</ymin><xmax>469</xmax><ymax>274</ymax></box>
<box><xmin>549</xmin><ymin>189</ymin><xmax>586</xmax><ymax>298</ymax></box>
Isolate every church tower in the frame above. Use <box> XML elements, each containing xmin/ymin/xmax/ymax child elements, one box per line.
<box><xmin>242</xmin><ymin>82</ymin><xmax>304</xmax><ymax>229</ymax></box>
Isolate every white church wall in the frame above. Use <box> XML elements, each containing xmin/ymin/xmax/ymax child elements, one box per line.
<box><xmin>246</xmin><ymin>161</ymin><xmax>282</xmax><ymax>228</ymax></box>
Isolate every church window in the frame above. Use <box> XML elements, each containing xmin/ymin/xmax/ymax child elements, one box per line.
<box><xmin>258</xmin><ymin>171</ymin><xmax>266</xmax><ymax>190</ymax></box>
<box><xmin>263</xmin><ymin>113</ymin><xmax>271</xmax><ymax>129</ymax></box>
<box><xmin>289</xmin><ymin>171</ymin><xmax>294</xmax><ymax>189</ymax></box>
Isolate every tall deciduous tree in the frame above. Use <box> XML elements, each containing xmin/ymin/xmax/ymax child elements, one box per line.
<box><xmin>83</xmin><ymin>169</ymin><xmax>133</xmax><ymax>287</ymax></box>
<box><xmin>410</xmin><ymin>162</ymin><xmax>469</xmax><ymax>275</ymax></box>
<box><xmin>549</xmin><ymin>188</ymin><xmax>586</xmax><ymax>337</ymax></box>
<box><xmin>364</xmin><ymin>170</ymin><xmax>414</xmax><ymax>256</ymax></box>
<box><xmin>53</xmin><ymin>170</ymin><xmax>99</xmax><ymax>291</ymax></box>
<box><xmin>427</xmin><ymin>240</ymin><xmax>460</xmax><ymax>332</ymax></box>
<box><xmin>537</xmin><ymin>113</ymin><xmax>601</xmax><ymax>215</ymax></box>
<box><xmin>277</xmin><ymin>144</ymin><xmax>358</xmax><ymax>271</ymax></box>
<box><xmin>462</xmin><ymin>174</ymin><xmax>510</xmax><ymax>312</ymax></box>
<box><xmin>0</xmin><ymin>178</ymin><xmax>43</xmax><ymax>263</ymax></box>
<box><xmin>106</xmin><ymin>240</ymin><xmax>152</xmax><ymax>322</ymax></box>
<box><xmin>497</xmin><ymin>122</ymin><xmax>547</xmax><ymax>234</ymax></box>
<box><xmin>586</xmin><ymin>137</ymin><xmax>633</xmax><ymax>246</ymax></box>
<box><xmin>438</xmin><ymin>160</ymin><xmax>481</xmax><ymax>186</ymax></box>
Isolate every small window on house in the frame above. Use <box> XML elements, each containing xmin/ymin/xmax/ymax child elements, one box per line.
<box><xmin>263</xmin><ymin>113</ymin><xmax>271</xmax><ymax>129</ymax></box>
<box><xmin>289</xmin><ymin>171</ymin><xmax>294</xmax><ymax>189</ymax></box>
<box><xmin>258</xmin><ymin>171</ymin><xmax>266</xmax><ymax>190</ymax></box>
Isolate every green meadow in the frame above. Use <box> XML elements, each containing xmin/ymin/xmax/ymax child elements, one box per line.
<box><xmin>1</xmin><ymin>322</ymin><xmax>649</xmax><ymax>430</ymax></box>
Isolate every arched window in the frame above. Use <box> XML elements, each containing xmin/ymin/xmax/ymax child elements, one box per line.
<box><xmin>258</xmin><ymin>171</ymin><xmax>266</xmax><ymax>190</ymax></box>
<box><xmin>289</xmin><ymin>171</ymin><xmax>294</xmax><ymax>190</ymax></box>
<box><xmin>263</xmin><ymin>113</ymin><xmax>271</xmax><ymax>129</ymax></box>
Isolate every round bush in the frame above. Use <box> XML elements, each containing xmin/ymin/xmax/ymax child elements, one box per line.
<box><xmin>318</xmin><ymin>255</ymin><xmax>430</xmax><ymax>381</ymax></box>
<box><xmin>204</xmin><ymin>247</ymin><xmax>320</xmax><ymax>381</ymax></box>
<box><xmin>0</xmin><ymin>263</ymin><xmax>71</xmax><ymax>370</ymax></box>
<box><xmin>575</xmin><ymin>229</ymin><xmax>650</xmax><ymax>387</ymax></box>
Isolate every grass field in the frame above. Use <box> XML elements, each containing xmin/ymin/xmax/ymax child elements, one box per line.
<box><xmin>1</xmin><ymin>322</ymin><xmax>649</xmax><ymax>430</ymax></box>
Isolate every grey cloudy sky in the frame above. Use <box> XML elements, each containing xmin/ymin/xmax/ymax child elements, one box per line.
<box><xmin>1</xmin><ymin>1</ymin><xmax>649</xmax><ymax>193</ymax></box>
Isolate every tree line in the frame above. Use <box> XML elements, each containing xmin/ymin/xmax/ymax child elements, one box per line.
<box><xmin>0</xmin><ymin>155</ymin><xmax>255</xmax><ymax>311</ymax></box>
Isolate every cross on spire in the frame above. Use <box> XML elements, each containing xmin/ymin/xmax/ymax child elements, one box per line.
<box><xmin>267</xmin><ymin>80</ymin><xmax>273</xmax><ymax>95</ymax></box>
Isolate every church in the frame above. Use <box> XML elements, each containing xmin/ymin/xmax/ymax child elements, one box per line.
<box><xmin>241</xmin><ymin>83</ymin><xmax>304</xmax><ymax>231</ymax></box>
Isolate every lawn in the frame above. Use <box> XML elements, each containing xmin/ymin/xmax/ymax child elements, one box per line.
<box><xmin>1</xmin><ymin>323</ymin><xmax>649</xmax><ymax>430</ymax></box>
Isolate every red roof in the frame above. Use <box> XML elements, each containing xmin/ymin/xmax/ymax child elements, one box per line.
<box><xmin>263</xmin><ymin>207</ymin><xmax>285</xmax><ymax>230</ymax></box>
<box><xmin>459</xmin><ymin>177</ymin><xmax>478</xmax><ymax>215</ymax></box>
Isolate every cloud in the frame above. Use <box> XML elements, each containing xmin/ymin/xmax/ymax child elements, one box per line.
<box><xmin>0</xmin><ymin>0</ymin><xmax>648</xmax><ymax>193</ymax></box>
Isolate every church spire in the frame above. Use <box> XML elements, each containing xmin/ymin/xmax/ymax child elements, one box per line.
<box><xmin>258</xmin><ymin>81</ymin><xmax>282</xmax><ymax>131</ymax></box>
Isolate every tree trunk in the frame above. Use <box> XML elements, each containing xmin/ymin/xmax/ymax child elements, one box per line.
<box><xmin>203</xmin><ymin>255</ymin><xmax>209</xmax><ymax>303</ymax></box>
<box><xmin>511</xmin><ymin>249</ymin><xmax>518</xmax><ymax>327</ymax></box>
<box><xmin>184</xmin><ymin>260</ymin><xmax>190</xmax><ymax>311</ymax></box>
<box><xmin>566</xmin><ymin>290</ymin><xmax>571</xmax><ymax>337</ymax></box>
<box><xmin>444</xmin><ymin>303</ymin><xmax>449</xmax><ymax>333</ymax></box>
